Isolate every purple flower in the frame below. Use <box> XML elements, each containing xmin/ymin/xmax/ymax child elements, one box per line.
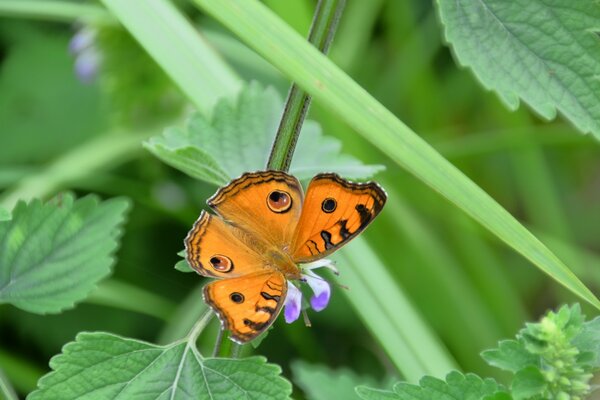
<box><xmin>69</xmin><ymin>27</ymin><xmax>101</xmax><ymax>83</ymax></box>
<box><xmin>283</xmin><ymin>259</ymin><xmax>338</xmax><ymax>323</ymax></box>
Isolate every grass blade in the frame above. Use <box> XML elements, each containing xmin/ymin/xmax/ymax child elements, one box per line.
<box><xmin>335</xmin><ymin>238</ymin><xmax>457</xmax><ymax>381</ymax></box>
<box><xmin>192</xmin><ymin>0</ymin><xmax>600</xmax><ymax>310</ymax></box>
<box><xmin>100</xmin><ymin>0</ymin><xmax>242</xmax><ymax>116</ymax></box>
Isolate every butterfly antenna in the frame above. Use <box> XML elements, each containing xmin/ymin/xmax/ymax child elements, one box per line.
<box><xmin>302</xmin><ymin>309</ymin><xmax>312</xmax><ymax>327</ymax></box>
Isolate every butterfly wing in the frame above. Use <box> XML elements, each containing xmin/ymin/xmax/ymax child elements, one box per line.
<box><xmin>204</xmin><ymin>271</ymin><xmax>287</xmax><ymax>343</ymax></box>
<box><xmin>291</xmin><ymin>173</ymin><xmax>386</xmax><ymax>263</ymax></box>
<box><xmin>185</xmin><ymin>210</ymin><xmax>272</xmax><ymax>278</ymax></box>
<box><xmin>207</xmin><ymin>171</ymin><xmax>304</xmax><ymax>249</ymax></box>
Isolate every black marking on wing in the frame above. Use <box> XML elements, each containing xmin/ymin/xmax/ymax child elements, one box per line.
<box><xmin>243</xmin><ymin>318</ymin><xmax>269</xmax><ymax>331</ymax></box>
<box><xmin>321</xmin><ymin>230</ymin><xmax>334</xmax><ymax>250</ymax></box>
<box><xmin>261</xmin><ymin>291</ymin><xmax>281</xmax><ymax>302</ymax></box>
<box><xmin>338</xmin><ymin>219</ymin><xmax>351</xmax><ymax>239</ymax></box>
<box><xmin>256</xmin><ymin>306</ymin><xmax>276</xmax><ymax>314</ymax></box>
<box><xmin>307</xmin><ymin>240</ymin><xmax>319</xmax><ymax>255</ymax></box>
<box><xmin>355</xmin><ymin>204</ymin><xmax>372</xmax><ymax>228</ymax></box>
<box><xmin>266</xmin><ymin>282</ymin><xmax>281</xmax><ymax>291</ymax></box>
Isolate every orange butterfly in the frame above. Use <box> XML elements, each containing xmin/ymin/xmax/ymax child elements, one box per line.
<box><xmin>185</xmin><ymin>170</ymin><xmax>386</xmax><ymax>343</ymax></box>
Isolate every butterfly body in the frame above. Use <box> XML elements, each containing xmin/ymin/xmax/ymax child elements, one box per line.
<box><xmin>185</xmin><ymin>170</ymin><xmax>386</xmax><ymax>343</ymax></box>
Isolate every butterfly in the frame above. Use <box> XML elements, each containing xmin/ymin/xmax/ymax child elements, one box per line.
<box><xmin>185</xmin><ymin>170</ymin><xmax>386</xmax><ymax>343</ymax></box>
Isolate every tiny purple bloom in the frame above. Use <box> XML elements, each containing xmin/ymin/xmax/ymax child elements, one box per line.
<box><xmin>74</xmin><ymin>49</ymin><xmax>100</xmax><ymax>83</ymax></box>
<box><xmin>304</xmin><ymin>270</ymin><xmax>331</xmax><ymax>312</ymax></box>
<box><xmin>69</xmin><ymin>28</ymin><xmax>95</xmax><ymax>54</ymax></box>
<box><xmin>284</xmin><ymin>281</ymin><xmax>302</xmax><ymax>323</ymax></box>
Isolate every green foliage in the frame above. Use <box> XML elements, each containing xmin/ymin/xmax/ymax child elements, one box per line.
<box><xmin>356</xmin><ymin>305</ymin><xmax>600</xmax><ymax>400</ymax></box>
<box><xmin>192</xmin><ymin>0</ymin><xmax>600</xmax><ymax>312</ymax></box>
<box><xmin>145</xmin><ymin>82</ymin><xmax>384</xmax><ymax>186</ymax></box>
<box><xmin>436</xmin><ymin>0</ymin><xmax>600</xmax><ymax>139</ymax></box>
<box><xmin>91</xmin><ymin>23</ymin><xmax>187</xmax><ymax>126</ymax></box>
<box><xmin>356</xmin><ymin>371</ymin><xmax>509</xmax><ymax>400</ymax></box>
<box><xmin>0</xmin><ymin>207</ymin><xmax>10</xmax><ymax>221</ymax></box>
<box><xmin>29</xmin><ymin>332</ymin><xmax>292</xmax><ymax>400</ymax></box>
<box><xmin>292</xmin><ymin>361</ymin><xmax>390</xmax><ymax>400</ymax></box>
<box><xmin>0</xmin><ymin>194</ymin><xmax>129</xmax><ymax>314</ymax></box>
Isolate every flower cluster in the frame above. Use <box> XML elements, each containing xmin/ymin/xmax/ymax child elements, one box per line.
<box><xmin>283</xmin><ymin>259</ymin><xmax>337</xmax><ymax>323</ymax></box>
<box><xmin>69</xmin><ymin>27</ymin><xmax>101</xmax><ymax>83</ymax></box>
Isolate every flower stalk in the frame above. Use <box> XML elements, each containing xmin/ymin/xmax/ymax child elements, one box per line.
<box><xmin>266</xmin><ymin>0</ymin><xmax>346</xmax><ymax>172</ymax></box>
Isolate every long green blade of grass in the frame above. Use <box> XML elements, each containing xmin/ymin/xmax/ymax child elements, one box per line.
<box><xmin>100</xmin><ymin>0</ymin><xmax>242</xmax><ymax>116</ymax></box>
<box><xmin>192</xmin><ymin>0</ymin><xmax>600</xmax><ymax>310</ymax></box>
<box><xmin>103</xmin><ymin>0</ymin><xmax>455</xmax><ymax>377</ymax></box>
<box><xmin>335</xmin><ymin>238</ymin><xmax>457</xmax><ymax>381</ymax></box>
<box><xmin>0</xmin><ymin>0</ymin><xmax>111</xmax><ymax>23</ymax></box>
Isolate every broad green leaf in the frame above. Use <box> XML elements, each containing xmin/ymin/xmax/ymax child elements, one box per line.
<box><xmin>510</xmin><ymin>367</ymin><xmax>545</xmax><ymax>400</ymax></box>
<box><xmin>436</xmin><ymin>0</ymin><xmax>600</xmax><ymax>139</ymax></box>
<box><xmin>145</xmin><ymin>82</ymin><xmax>384</xmax><ymax>185</ymax></box>
<box><xmin>0</xmin><ymin>207</ymin><xmax>10</xmax><ymax>221</ymax></box>
<box><xmin>192</xmin><ymin>0</ymin><xmax>600</xmax><ymax>310</ymax></box>
<box><xmin>292</xmin><ymin>361</ymin><xmax>388</xmax><ymax>400</ymax></box>
<box><xmin>0</xmin><ymin>194</ymin><xmax>129</xmax><ymax>313</ymax></box>
<box><xmin>573</xmin><ymin>317</ymin><xmax>600</xmax><ymax>368</ymax></box>
<box><xmin>356</xmin><ymin>371</ymin><xmax>509</xmax><ymax>400</ymax></box>
<box><xmin>29</xmin><ymin>332</ymin><xmax>292</xmax><ymax>400</ymax></box>
<box><xmin>481</xmin><ymin>340</ymin><xmax>538</xmax><ymax>373</ymax></box>
<box><xmin>174</xmin><ymin>249</ymin><xmax>194</xmax><ymax>273</ymax></box>
<box><xmin>100</xmin><ymin>0</ymin><xmax>242</xmax><ymax>117</ymax></box>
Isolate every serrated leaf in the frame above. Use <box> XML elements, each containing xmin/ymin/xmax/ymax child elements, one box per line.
<box><xmin>573</xmin><ymin>316</ymin><xmax>600</xmax><ymax>368</ymax></box>
<box><xmin>356</xmin><ymin>372</ymin><xmax>508</xmax><ymax>400</ymax></box>
<box><xmin>436</xmin><ymin>0</ymin><xmax>600</xmax><ymax>139</ymax></box>
<box><xmin>292</xmin><ymin>361</ymin><xmax>386</xmax><ymax>400</ymax></box>
<box><xmin>0</xmin><ymin>194</ymin><xmax>129</xmax><ymax>314</ymax></box>
<box><xmin>29</xmin><ymin>332</ymin><xmax>292</xmax><ymax>400</ymax></box>
<box><xmin>175</xmin><ymin>249</ymin><xmax>194</xmax><ymax>273</ymax></box>
<box><xmin>0</xmin><ymin>206</ymin><xmax>10</xmax><ymax>221</ymax></box>
<box><xmin>481</xmin><ymin>340</ymin><xmax>539</xmax><ymax>372</ymax></box>
<box><xmin>511</xmin><ymin>366</ymin><xmax>545</xmax><ymax>400</ymax></box>
<box><xmin>145</xmin><ymin>82</ymin><xmax>384</xmax><ymax>185</ymax></box>
<box><xmin>174</xmin><ymin>258</ymin><xmax>194</xmax><ymax>273</ymax></box>
<box><xmin>144</xmin><ymin>126</ymin><xmax>231</xmax><ymax>186</ymax></box>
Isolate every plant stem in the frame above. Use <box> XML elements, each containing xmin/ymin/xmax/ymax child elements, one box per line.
<box><xmin>187</xmin><ymin>308</ymin><xmax>214</xmax><ymax>347</ymax></box>
<box><xmin>266</xmin><ymin>0</ymin><xmax>346</xmax><ymax>171</ymax></box>
<box><xmin>0</xmin><ymin>366</ymin><xmax>18</xmax><ymax>400</ymax></box>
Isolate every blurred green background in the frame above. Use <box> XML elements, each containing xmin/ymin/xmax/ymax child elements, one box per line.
<box><xmin>1</xmin><ymin>0</ymin><xmax>599</xmax><ymax>398</ymax></box>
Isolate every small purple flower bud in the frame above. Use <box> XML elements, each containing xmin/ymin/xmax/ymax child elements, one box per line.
<box><xmin>304</xmin><ymin>271</ymin><xmax>331</xmax><ymax>312</ymax></box>
<box><xmin>74</xmin><ymin>49</ymin><xmax>100</xmax><ymax>83</ymax></box>
<box><xmin>69</xmin><ymin>29</ymin><xmax>95</xmax><ymax>54</ymax></box>
<box><xmin>283</xmin><ymin>282</ymin><xmax>302</xmax><ymax>323</ymax></box>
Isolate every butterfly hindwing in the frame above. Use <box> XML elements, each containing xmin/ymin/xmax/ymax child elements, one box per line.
<box><xmin>291</xmin><ymin>173</ymin><xmax>386</xmax><ymax>263</ymax></box>
<box><xmin>203</xmin><ymin>271</ymin><xmax>287</xmax><ymax>343</ymax></box>
<box><xmin>207</xmin><ymin>171</ymin><xmax>304</xmax><ymax>249</ymax></box>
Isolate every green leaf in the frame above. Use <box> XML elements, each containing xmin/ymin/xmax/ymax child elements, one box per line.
<box><xmin>0</xmin><ymin>194</ymin><xmax>129</xmax><ymax>314</ymax></box>
<box><xmin>0</xmin><ymin>207</ymin><xmax>10</xmax><ymax>221</ymax></box>
<box><xmin>481</xmin><ymin>340</ymin><xmax>539</xmax><ymax>372</ymax></box>
<box><xmin>356</xmin><ymin>371</ymin><xmax>509</xmax><ymax>400</ymax></box>
<box><xmin>191</xmin><ymin>0</ymin><xmax>600</xmax><ymax>311</ymax></box>
<box><xmin>292</xmin><ymin>361</ymin><xmax>387</xmax><ymax>400</ymax></box>
<box><xmin>175</xmin><ymin>250</ymin><xmax>194</xmax><ymax>273</ymax></box>
<box><xmin>436</xmin><ymin>0</ymin><xmax>600</xmax><ymax>139</ymax></box>
<box><xmin>573</xmin><ymin>317</ymin><xmax>600</xmax><ymax>368</ymax></box>
<box><xmin>29</xmin><ymin>332</ymin><xmax>292</xmax><ymax>400</ymax></box>
<box><xmin>145</xmin><ymin>82</ymin><xmax>384</xmax><ymax>185</ymax></box>
<box><xmin>510</xmin><ymin>367</ymin><xmax>545</xmax><ymax>400</ymax></box>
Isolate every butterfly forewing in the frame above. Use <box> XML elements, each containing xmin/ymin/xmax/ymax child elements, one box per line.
<box><xmin>291</xmin><ymin>173</ymin><xmax>386</xmax><ymax>263</ymax></box>
<box><xmin>185</xmin><ymin>210</ymin><xmax>271</xmax><ymax>278</ymax></box>
<box><xmin>207</xmin><ymin>171</ymin><xmax>304</xmax><ymax>250</ymax></box>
